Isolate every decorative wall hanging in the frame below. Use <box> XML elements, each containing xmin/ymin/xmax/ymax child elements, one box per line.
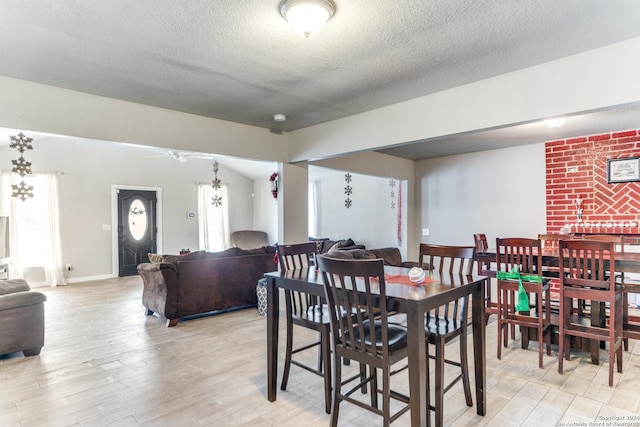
<box><xmin>607</xmin><ymin>156</ymin><xmax>640</xmax><ymax>183</ymax></box>
<box><xmin>9</xmin><ymin>132</ymin><xmax>34</xmax><ymax>201</ymax></box>
<box><xmin>344</xmin><ymin>172</ymin><xmax>352</xmax><ymax>208</ymax></box>
<box><xmin>211</xmin><ymin>160</ymin><xmax>222</xmax><ymax>207</ymax></box>
<box><xmin>269</xmin><ymin>172</ymin><xmax>279</xmax><ymax>199</ymax></box>
<box><xmin>389</xmin><ymin>178</ymin><xmax>396</xmax><ymax>209</ymax></box>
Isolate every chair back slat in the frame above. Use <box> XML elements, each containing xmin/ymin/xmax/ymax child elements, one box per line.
<box><xmin>419</xmin><ymin>244</ymin><xmax>475</xmax><ymax>328</ymax></box>
<box><xmin>496</xmin><ymin>237</ymin><xmax>541</xmax><ymax>275</ymax></box>
<box><xmin>473</xmin><ymin>233</ymin><xmax>488</xmax><ymax>252</ymax></box>
<box><xmin>317</xmin><ymin>256</ymin><xmax>390</xmax><ymax>359</ymax></box>
<box><xmin>538</xmin><ymin>233</ymin><xmax>562</xmax><ymax>250</ymax></box>
<box><xmin>277</xmin><ymin>242</ymin><xmax>320</xmax><ymax>317</ymax></box>
<box><xmin>560</xmin><ymin>239</ymin><xmax>615</xmax><ymax>291</ymax></box>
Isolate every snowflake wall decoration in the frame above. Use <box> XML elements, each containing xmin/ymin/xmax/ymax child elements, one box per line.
<box><xmin>12</xmin><ymin>180</ymin><xmax>34</xmax><ymax>202</ymax></box>
<box><xmin>344</xmin><ymin>172</ymin><xmax>353</xmax><ymax>208</ymax></box>
<box><xmin>389</xmin><ymin>178</ymin><xmax>396</xmax><ymax>209</ymax></box>
<box><xmin>211</xmin><ymin>160</ymin><xmax>223</xmax><ymax>207</ymax></box>
<box><xmin>12</xmin><ymin>156</ymin><xmax>32</xmax><ymax>177</ymax></box>
<box><xmin>9</xmin><ymin>132</ymin><xmax>33</xmax><ymax>153</ymax></box>
<box><xmin>8</xmin><ymin>132</ymin><xmax>35</xmax><ymax>200</ymax></box>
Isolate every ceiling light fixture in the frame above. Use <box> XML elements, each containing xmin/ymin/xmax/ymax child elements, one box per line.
<box><xmin>273</xmin><ymin>113</ymin><xmax>287</xmax><ymax>122</ymax></box>
<box><xmin>543</xmin><ymin>117</ymin><xmax>568</xmax><ymax>128</ymax></box>
<box><xmin>279</xmin><ymin>0</ymin><xmax>336</xmax><ymax>38</ymax></box>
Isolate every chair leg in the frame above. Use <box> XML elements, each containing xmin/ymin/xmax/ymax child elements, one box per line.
<box><xmin>317</xmin><ymin>331</ymin><xmax>324</xmax><ymax>373</ymax></box>
<box><xmin>370</xmin><ymin>367</ymin><xmax>378</xmax><ymax>409</ymax></box>
<box><xmin>459</xmin><ymin>331</ymin><xmax>473</xmax><ymax>407</ymax></box>
<box><xmin>538</xmin><ymin>320</ymin><xmax>544</xmax><ymax>369</ymax></box>
<box><xmin>330</xmin><ymin>354</ymin><xmax>342</xmax><ymax>427</ymax></box>
<box><xmin>623</xmin><ymin>292</ymin><xmax>629</xmax><ymax>351</ymax></box>
<box><xmin>382</xmin><ymin>366</ymin><xmax>391</xmax><ymax>427</ymax></box>
<box><xmin>434</xmin><ymin>337</ymin><xmax>445</xmax><ymax>427</ymax></box>
<box><xmin>425</xmin><ymin>343</ymin><xmax>432</xmax><ymax>427</ymax></box>
<box><xmin>322</xmin><ymin>327</ymin><xmax>332</xmax><ymax>414</ymax></box>
<box><xmin>280</xmin><ymin>316</ymin><xmax>294</xmax><ymax>391</ymax></box>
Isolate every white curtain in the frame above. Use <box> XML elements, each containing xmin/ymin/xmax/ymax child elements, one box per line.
<box><xmin>308</xmin><ymin>180</ymin><xmax>318</xmax><ymax>238</ymax></box>
<box><xmin>197</xmin><ymin>184</ymin><xmax>230</xmax><ymax>252</ymax></box>
<box><xmin>0</xmin><ymin>172</ymin><xmax>65</xmax><ymax>286</ymax></box>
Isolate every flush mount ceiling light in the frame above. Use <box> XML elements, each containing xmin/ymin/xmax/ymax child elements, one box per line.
<box><xmin>543</xmin><ymin>116</ymin><xmax>568</xmax><ymax>128</ymax></box>
<box><xmin>273</xmin><ymin>113</ymin><xmax>287</xmax><ymax>122</ymax></box>
<box><xmin>279</xmin><ymin>0</ymin><xmax>336</xmax><ymax>38</ymax></box>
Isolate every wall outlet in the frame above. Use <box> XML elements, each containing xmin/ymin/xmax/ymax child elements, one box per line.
<box><xmin>66</xmin><ymin>263</ymin><xmax>72</xmax><ymax>271</ymax></box>
<box><xmin>422</xmin><ymin>228</ymin><xmax>429</xmax><ymax>236</ymax></box>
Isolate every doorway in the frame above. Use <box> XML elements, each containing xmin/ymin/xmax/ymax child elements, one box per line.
<box><xmin>115</xmin><ymin>188</ymin><xmax>159</xmax><ymax>277</ymax></box>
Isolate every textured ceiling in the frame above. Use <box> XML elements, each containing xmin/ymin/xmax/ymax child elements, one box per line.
<box><xmin>1</xmin><ymin>0</ymin><xmax>640</xmax><ymax>139</ymax></box>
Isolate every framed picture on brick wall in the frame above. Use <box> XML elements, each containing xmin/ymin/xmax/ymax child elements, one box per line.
<box><xmin>607</xmin><ymin>156</ymin><xmax>640</xmax><ymax>183</ymax></box>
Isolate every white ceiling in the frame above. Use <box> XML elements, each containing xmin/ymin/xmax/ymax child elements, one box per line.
<box><xmin>1</xmin><ymin>1</ymin><xmax>640</xmax><ymax>160</ymax></box>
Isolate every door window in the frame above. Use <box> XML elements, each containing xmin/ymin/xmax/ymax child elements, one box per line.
<box><xmin>128</xmin><ymin>199</ymin><xmax>147</xmax><ymax>241</ymax></box>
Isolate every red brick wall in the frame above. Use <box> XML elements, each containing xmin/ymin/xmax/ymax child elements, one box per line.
<box><xmin>545</xmin><ymin>129</ymin><xmax>640</xmax><ymax>233</ymax></box>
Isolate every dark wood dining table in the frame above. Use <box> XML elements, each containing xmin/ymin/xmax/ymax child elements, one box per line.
<box><xmin>476</xmin><ymin>249</ymin><xmax>640</xmax><ymax>274</ymax></box>
<box><xmin>476</xmin><ymin>247</ymin><xmax>640</xmax><ymax>362</ymax></box>
<box><xmin>265</xmin><ymin>266</ymin><xmax>489</xmax><ymax>427</ymax></box>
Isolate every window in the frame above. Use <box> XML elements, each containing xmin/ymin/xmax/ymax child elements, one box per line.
<box><xmin>0</xmin><ymin>172</ymin><xmax>65</xmax><ymax>285</ymax></box>
<box><xmin>197</xmin><ymin>184</ymin><xmax>230</xmax><ymax>252</ymax></box>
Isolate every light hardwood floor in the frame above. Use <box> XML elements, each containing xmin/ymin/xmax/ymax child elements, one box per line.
<box><xmin>1</xmin><ymin>276</ymin><xmax>639</xmax><ymax>426</ymax></box>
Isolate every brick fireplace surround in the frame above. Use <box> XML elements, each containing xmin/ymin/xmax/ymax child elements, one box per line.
<box><xmin>546</xmin><ymin>128</ymin><xmax>640</xmax><ymax>242</ymax></box>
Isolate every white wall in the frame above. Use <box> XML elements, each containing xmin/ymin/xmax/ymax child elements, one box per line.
<box><xmin>415</xmin><ymin>143</ymin><xmax>547</xmax><ymax>247</ymax></box>
<box><xmin>253</xmin><ymin>178</ymin><xmax>279</xmax><ymax>245</ymax></box>
<box><xmin>310</xmin><ymin>166</ymin><xmax>409</xmax><ymax>260</ymax></box>
<box><xmin>0</xmin><ymin>135</ymin><xmax>277</xmax><ymax>282</ymax></box>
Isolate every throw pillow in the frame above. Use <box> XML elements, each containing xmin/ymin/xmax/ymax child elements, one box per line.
<box><xmin>147</xmin><ymin>253</ymin><xmax>164</xmax><ymax>263</ymax></box>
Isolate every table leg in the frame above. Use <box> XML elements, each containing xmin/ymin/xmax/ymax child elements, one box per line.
<box><xmin>407</xmin><ymin>302</ymin><xmax>428</xmax><ymax>426</ymax></box>
<box><xmin>472</xmin><ymin>278</ymin><xmax>487</xmax><ymax>416</ymax></box>
<box><xmin>267</xmin><ymin>276</ymin><xmax>279</xmax><ymax>402</ymax></box>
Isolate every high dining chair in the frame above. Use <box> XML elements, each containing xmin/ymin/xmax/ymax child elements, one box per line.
<box><xmin>276</xmin><ymin>242</ymin><xmax>333</xmax><ymax>414</ymax></box>
<box><xmin>418</xmin><ymin>243</ymin><xmax>475</xmax><ymax>427</ymax></box>
<box><xmin>557</xmin><ymin>239</ymin><xmax>624</xmax><ymax>386</ymax></box>
<box><xmin>316</xmin><ymin>255</ymin><xmax>411</xmax><ymax>427</ymax></box>
<box><xmin>473</xmin><ymin>233</ymin><xmax>498</xmax><ymax>325</ymax></box>
<box><xmin>538</xmin><ymin>233</ymin><xmax>564</xmax><ymax>278</ymax></box>
<box><xmin>473</xmin><ymin>233</ymin><xmax>491</xmax><ymax>276</ymax></box>
<box><xmin>581</xmin><ymin>235</ymin><xmax>632</xmax><ymax>349</ymax></box>
<box><xmin>495</xmin><ymin>237</ymin><xmax>552</xmax><ymax>368</ymax></box>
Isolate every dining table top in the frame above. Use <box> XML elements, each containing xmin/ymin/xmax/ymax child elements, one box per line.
<box><xmin>265</xmin><ymin>265</ymin><xmax>489</xmax><ymax>306</ymax></box>
<box><xmin>476</xmin><ymin>248</ymin><xmax>640</xmax><ymax>274</ymax></box>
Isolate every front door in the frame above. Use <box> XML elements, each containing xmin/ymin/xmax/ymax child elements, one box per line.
<box><xmin>117</xmin><ymin>189</ymin><xmax>157</xmax><ymax>276</ymax></box>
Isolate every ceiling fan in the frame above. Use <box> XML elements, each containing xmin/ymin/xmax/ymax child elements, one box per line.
<box><xmin>144</xmin><ymin>149</ymin><xmax>212</xmax><ymax>162</ymax></box>
<box><xmin>168</xmin><ymin>150</ymin><xmax>188</xmax><ymax>162</ymax></box>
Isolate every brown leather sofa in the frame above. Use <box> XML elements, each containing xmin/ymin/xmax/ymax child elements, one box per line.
<box><xmin>0</xmin><ymin>279</ymin><xmax>47</xmax><ymax>356</ymax></box>
<box><xmin>137</xmin><ymin>247</ymin><xmax>278</xmax><ymax>326</ymax></box>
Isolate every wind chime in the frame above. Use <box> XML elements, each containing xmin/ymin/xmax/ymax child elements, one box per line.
<box><xmin>211</xmin><ymin>160</ymin><xmax>222</xmax><ymax>207</ymax></box>
<box><xmin>344</xmin><ymin>172</ymin><xmax>353</xmax><ymax>208</ymax></box>
<box><xmin>9</xmin><ymin>132</ymin><xmax>35</xmax><ymax>201</ymax></box>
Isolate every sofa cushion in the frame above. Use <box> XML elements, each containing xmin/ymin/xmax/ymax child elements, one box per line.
<box><xmin>349</xmin><ymin>249</ymin><xmax>378</xmax><ymax>260</ymax></box>
<box><xmin>207</xmin><ymin>248</ymin><xmax>240</xmax><ymax>258</ymax></box>
<box><xmin>162</xmin><ymin>250</ymin><xmax>212</xmax><ymax>265</ymax></box>
<box><xmin>0</xmin><ymin>279</ymin><xmax>30</xmax><ymax>295</ymax></box>
<box><xmin>323</xmin><ymin>249</ymin><xmax>355</xmax><ymax>259</ymax></box>
<box><xmin>236</xmin><ymin>247</ymin><xmax>267</xmax><ymax>255</ymax></box>
<box><xmin>368</xmin><ymin>247</ymin><xmax>403</xmax><ymax>266</ymax></box>
<box><xmin>230</xmin><ymin>230</ymin><xmax>269</xmax><ymax>249</ymax></box>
